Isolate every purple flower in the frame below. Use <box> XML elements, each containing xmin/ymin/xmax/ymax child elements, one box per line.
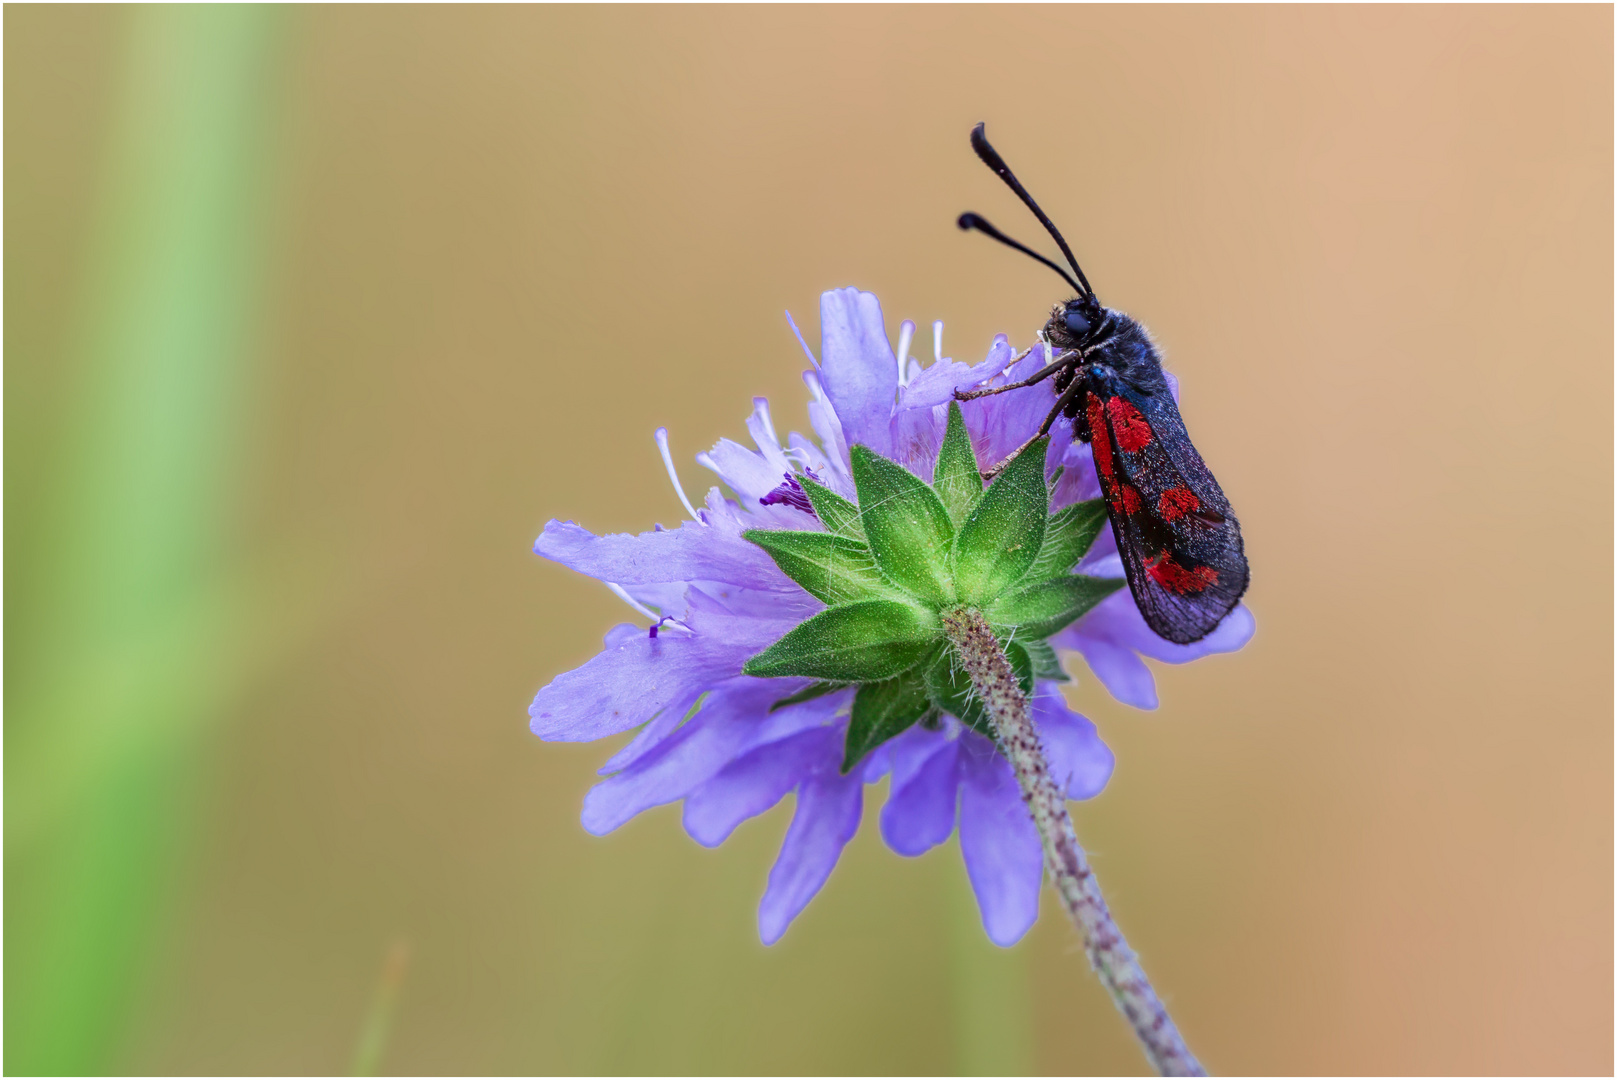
<box><xmin>530</xmin><ymin>288</ymin><xmax>1253</xmax><ymax>946</ymax></box>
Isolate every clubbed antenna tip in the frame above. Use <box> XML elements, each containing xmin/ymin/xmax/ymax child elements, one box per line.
<box><xmin>957</xmin><ymin>211</ymin><xmax>1086</xmax><ymax>298</ymax></box>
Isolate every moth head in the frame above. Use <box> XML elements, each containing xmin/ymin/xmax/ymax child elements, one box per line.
<box><xmin>1045</xmin><ymin>296</ymin><xmax>1103</xmax><ymax>349</ymax></box>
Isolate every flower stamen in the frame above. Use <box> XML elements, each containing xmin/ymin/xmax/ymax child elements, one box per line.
<box><xmin>604</xmin><ymin>581</ymin><xmax>658</xmax><ymax>622</ymax></box>
<box><xmin>604</xmin><ymin>581</ymin><xmax>692</xmax><ymax>638</ymax></box>
<box><xmin>784</xmin><ymin>309</ymin><xmax>818</xmax><ymax>367</ymax></box>
<box><xmin>654</xmin><ymin>427</ymin><xmax>705</xmax><ymax>525</ymax></box>
<box><xmin>896</xmin><ymin>319</ymin><xmax>915</xmax><ymax>388</ymax></box>
<box><xmin>933</xmin><ymin>320</ymin><xmax>944</xmax><ymax>364</ymax></box>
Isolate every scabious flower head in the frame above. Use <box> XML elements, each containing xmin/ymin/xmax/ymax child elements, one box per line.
<box><xmin>530</xmin><ymin>288</ymin><xmax>1253</xmax><ymax>946</ymax></box>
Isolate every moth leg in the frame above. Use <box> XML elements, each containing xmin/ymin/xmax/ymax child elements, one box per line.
<box><xmin>951</xmin><ymin>349</ymin><xmax>1077</xmax><ymax>402</ymax></box>
<box><xmin>981</xmin><ymin>375</ymin><xmax>1087</xmax><ymax>481</ymax></box>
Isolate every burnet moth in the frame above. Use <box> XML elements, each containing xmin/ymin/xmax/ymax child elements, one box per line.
<box><xmin>954</xmin><ymin>123</ymin><xmax>1249</xmax><ymax>645</ymax></box>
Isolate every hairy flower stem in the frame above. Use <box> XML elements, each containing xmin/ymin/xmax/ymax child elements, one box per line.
<box><xmin>940</xmin><ymin>607</ymin><xmax>1206</xmax><ymax>1078</ymax></box>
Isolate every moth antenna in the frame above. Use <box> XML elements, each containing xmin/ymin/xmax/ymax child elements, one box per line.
<box><xmin>957</xmin><ymin>213</ymin><xmax>1084</xmax><ymax>297</ymax></box>
<box><xmin>969</xmin><ymin>122</ymin><xmax>1095</xmax><ymax>300</ymax></box>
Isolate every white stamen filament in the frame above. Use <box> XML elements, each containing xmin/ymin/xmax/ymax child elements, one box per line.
<box><xmin>604</xmin><ymin>582</ymin><xmax>692</xmax><ymax>633</ymax></box>
<box><xmin>896</xmin><ymin>320</ymin><xmax>915</xmax><ymax>387</ymax></box>
<box><xmin>933</xmin><ymin>320</ymin><xmax>944</xmax><ymax>364</ymax></box>
<box><xmin>604</xmin><ymin>581</ymin><xmax>660</xmax><ymax>621</ymax></box>
<box><xmin>784</xmin><ymin>309</ymin><xmax>819</xmax><ymax>367</ymax></box>
<box><xmin>654</xmin><ymin>427</ymin><xmax>705</xmax><ymax>525</ymax></box>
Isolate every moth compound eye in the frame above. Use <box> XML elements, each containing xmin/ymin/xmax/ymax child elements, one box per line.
<box><xmin>1064</xmin><ymin>309</ymin><xmax>1091</xmax><ymax>336</ymax></box>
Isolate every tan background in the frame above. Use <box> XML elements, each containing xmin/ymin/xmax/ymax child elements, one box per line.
<box><xmin>8</xmin><ymin>5</ymin><xmax>1611</xmax><ymax>1075</ymax></box>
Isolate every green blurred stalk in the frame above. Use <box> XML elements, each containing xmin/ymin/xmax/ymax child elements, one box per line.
<box><xmin>948</xmin><ymin>856</ymin><xmax>1034</xmax><ymax>1075</ymax></box>
<box><xmin>350</xmin><ymin>940</ymin><xmax>412</xmax><ymax>1076</ymax></box>
<box><xmin>5</xmin><ymin>7</ymin><xmax>284</xmax><ymax>1072</ymax></box>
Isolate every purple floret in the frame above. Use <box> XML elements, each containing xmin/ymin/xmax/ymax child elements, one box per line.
<box><xmin>528</xmin><ymin>287</ymin><xmax>1254</xmax><ymax>945</ymax></box>
<box><xmin>759</xmin><ymin>468</ymin><xmax>821</xmax><ymax>517</ymax></box>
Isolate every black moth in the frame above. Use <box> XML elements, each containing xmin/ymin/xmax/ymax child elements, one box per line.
<box><xmin>954</xmin><ymin>123</ymin><xmax>1249</xmax><ymax>645</ymax></box>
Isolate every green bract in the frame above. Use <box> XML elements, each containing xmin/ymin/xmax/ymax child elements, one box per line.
<box><xmin>741</xmin><ymin>402</ymin><xmax>1123</xmax><ymax>772</ymax></box>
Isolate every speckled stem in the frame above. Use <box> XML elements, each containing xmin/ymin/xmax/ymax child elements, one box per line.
<box><xmin>940</xmin><ymin>607</ymin><xmax>1206</xmax><ymax>1078</ymax></box>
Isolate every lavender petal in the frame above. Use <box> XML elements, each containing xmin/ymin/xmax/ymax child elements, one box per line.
<box><xmin>802</xmin><ymin>369</ymin><xmax>855</xmax><ymax>496</ymax></box>
<box><xmin>744</xmin><ymin>397</ymin><xmax>794</xmax><ymax>475</ymax></box>
<box><xmin>958</xmin><ymin>733</ymin><xmax>1045</xmax><ymax>947</ymax></box>
<box><xmin>697</xmin><ymin>437</ymin><xmax>788</xmax><ymax>505</ymax></box>
<box><xmin>580</xmin><ymin>678</ymin><xmax>846</xmax><ymax>835</ymax></box>
<box><xmin>536</xmin><ymin>518</ymin><xmax>789</xmax><ymax>592</ymax></box>
<box><xmin>1055</xmin><ymin>590</ymin><xmax>1256</xmax><ymax>710</ymax></box>
<box><xmin>758</xmin><ymin>763</ymin><xmax>865</xmax><ymax>944</ymax></box>
<box><xmin>897</xmin><ymin>343</ymin><xmax>1009</xmax><ymax>410</ymax></box>
<box><xmin>683</xmin><ymin>726</ymin><xmax>839</xmax><ymax>847</ymax></box>
<box><xmin>818</xmin><ymin>288</ymin><xmax>897</xmax><ymax>458</ymax></box>
<box><xmin>886</xmin><ymin>400</ymin><xmax>945</xmax><ymax>482</ymax></box>
<box><xmin>1032</xmin><ymin>684</ymin><xmax>1115</xmax><ymax>800</ymax></box>
<box><xmin>596</xmin><ymin>685</ymin><xmax>702</xmax><ymax>775</ymax></box>
<box><xmin>1066</xmin><ymin>633</ymin><xmax>1160</xmax><ymax>710</ymax></box>
<box><xmin>529</xmin><ymin>629</ymin><xmax>757</xmax><ymax>742</ymax></box>
<box><xmin>879</xmin><ymin>731</ymin><xmax>961</xmax><ymax>856</ymax></box>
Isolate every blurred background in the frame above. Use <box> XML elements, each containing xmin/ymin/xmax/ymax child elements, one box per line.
<box><xmin>6</xmin><ymin>5</ymin><xmax>1611</xmax><ymax>1075</ymax></box>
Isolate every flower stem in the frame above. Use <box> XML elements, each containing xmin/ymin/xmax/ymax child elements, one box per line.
<box><xmin>940</xmin><ymin>607</ymin><xmax>1206</xmax><ymax>1077</ymax></box>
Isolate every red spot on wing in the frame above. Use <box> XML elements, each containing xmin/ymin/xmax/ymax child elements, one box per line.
<box><xmin>1106</xmin><ymin>396</ymin><xmax>1153</xmax><ymax>453</ymax></box>
<box><xmin>1158</xmin><ymin>486</ymin><xmax>1200</xmax><ymax>522</ymax></box>
<box><xmin>1085</xmin><ymin>393</ymin><xmax>1115</xmax><ymax>481</ymax></box>
<box><xmin>1118</xmin><ymin>484</ymin><xmax>1142</xmax><ymax>514</ymax></box>
<box><xmin>1145</xmin><ymin>551</ymin><xmax>1219</xmax><ymax>595</ymax></box>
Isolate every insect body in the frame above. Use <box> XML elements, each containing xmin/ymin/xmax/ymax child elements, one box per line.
<box><xmin>955</xmin><ymin>123</ymin><xmax>1248</xmax><ymax>645</ymax></box>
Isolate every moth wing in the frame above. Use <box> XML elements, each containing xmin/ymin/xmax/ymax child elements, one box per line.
<box><xmin>1083</xmin><ymin>378</ymin><xmax>1248</xmax><ymax>644</ymax></box>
